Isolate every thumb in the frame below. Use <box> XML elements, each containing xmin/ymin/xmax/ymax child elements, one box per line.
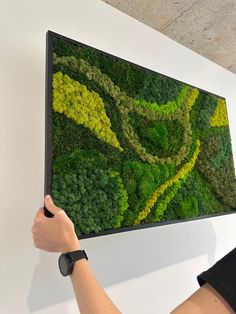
<box><xmin>44</xmin><ymin>195</ymin><xmax>62</xmax><ymax>215</ymax></box>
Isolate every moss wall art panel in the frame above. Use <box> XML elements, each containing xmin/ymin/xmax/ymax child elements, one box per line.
<box><xmin>45</xmin><ymin>31</ymin><xmax>236</xmax><ymax>238</ymax></box>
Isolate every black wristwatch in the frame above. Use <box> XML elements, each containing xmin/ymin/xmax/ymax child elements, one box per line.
<box><xmin>58</xmin><ymin>250</ymin><xmax>88</xmax><ymax>277</ymax></box>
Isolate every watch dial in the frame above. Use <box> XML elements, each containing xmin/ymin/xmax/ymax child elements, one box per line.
<box><xmin>59</xmin><ymin>255</ymin><xmax>69</xmax><ymax>276</ymax></box>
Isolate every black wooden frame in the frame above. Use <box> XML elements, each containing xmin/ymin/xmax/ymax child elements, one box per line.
<box><xmin>45</xmin><ymin>30</ymin><xmax>235</xmax><ymax>239</ymax></box>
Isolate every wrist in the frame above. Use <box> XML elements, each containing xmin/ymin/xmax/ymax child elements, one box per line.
<box><xmin>70</xmin><ymin>258</ymin><xmax>88</xmax><ymax>276</ymax></box>
<box><xmin>63</xmin><ymin>235</ymin><xmax>80</xmax><ymax>253</ymax></box>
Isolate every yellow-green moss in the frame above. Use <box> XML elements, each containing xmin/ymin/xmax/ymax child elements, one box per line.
<box><xmin>53</xmin><ymin>71</ymin><xmax>123</xmax><ymax>151</ymax></box>
<box><xmin>210</xmin><ymin>99</ymin><xmax>229</xmax><ymax>127</ymax></box>
<box><xmin>134</xmin><ymin>139</ymin><xmax>201</xmax><ymax>224</ymax></box>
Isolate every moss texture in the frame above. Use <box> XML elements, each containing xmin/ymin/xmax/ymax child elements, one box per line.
<box><xmin>49</xmin><ymin>35</ymin><xmax>236</xmax><ymax>237</ymax></box>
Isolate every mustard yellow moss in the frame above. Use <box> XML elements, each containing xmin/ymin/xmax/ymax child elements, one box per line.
<box><xmin>134</xmin><ymin>139</ymin><xmax>201</xmax><ymax>224</ymax></box>
<box><xmin>210</xmin><ymin>99</ymin><xmax>229</xmax><ymax>127</ymax></box>
<box><xmin>53</xmin><ymin>71</ymin><xmax>123</xmax><ymax>151</ymax></box>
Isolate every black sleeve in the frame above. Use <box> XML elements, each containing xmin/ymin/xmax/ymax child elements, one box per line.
<box><xmin>197</xmin><ymin>247</ymin><xmax>236</xmax><ymax>312</ymax></box>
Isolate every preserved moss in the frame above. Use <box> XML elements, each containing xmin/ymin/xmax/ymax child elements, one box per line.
<box><xmin>48</xmin><ymin>35</ymin><xmax>236</xmax><ymax>236</ymax></box>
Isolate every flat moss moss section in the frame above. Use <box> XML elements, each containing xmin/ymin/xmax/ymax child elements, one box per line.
<box><xmin>49</xmin><ymin>35</ymin><xmax>236</xmax><ymax>237</ymax></box>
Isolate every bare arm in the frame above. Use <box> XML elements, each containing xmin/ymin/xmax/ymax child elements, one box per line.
<box><xmin>32</xmin><ymin>195</ymin><xmax>235</xmax><ymax>314</ymax></box>
<box><xmin>32</xmin><ymin>195</ymin><xmax>121</xmax><ymax>314</ymax></box>
<box><xmin>70</xmin><ymin>260</ymin><xmax>120</xmax><ymax>314</ymax></box>
<box><xmin>171</xmin><ymin>283</ymin><xmax>235</xmax><ymax>314</ymax></box>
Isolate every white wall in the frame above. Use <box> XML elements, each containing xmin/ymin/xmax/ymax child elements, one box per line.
<box><xmin>1</xmin><ymin>1</ymin><xmax>236</xmax><ymax>313</ymax></box>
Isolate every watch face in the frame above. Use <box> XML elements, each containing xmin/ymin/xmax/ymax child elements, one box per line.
<box><xmin>59</xmin><ymin>254</ymin><xmax>70</xmax><ymax>276</ymax></box>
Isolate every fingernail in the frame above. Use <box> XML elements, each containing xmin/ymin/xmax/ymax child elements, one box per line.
<box><xmin>45</xmin><ymin>194</ymin><xmax>51</xmax><ymax>200</ymax></box>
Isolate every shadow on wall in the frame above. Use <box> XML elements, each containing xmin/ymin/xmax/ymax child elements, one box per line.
<box><xmin>27</xmin><ymin>252</ymin><xmax>73</xmax><ymax>313</ymax></box>
<box><xmin>27</xmin><ymin>218</ymin><xmax>216</xmax><ymax>312</ymax></box>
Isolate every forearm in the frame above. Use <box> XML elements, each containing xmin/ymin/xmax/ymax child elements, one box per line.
<box><xmin>70</xmin><ymin>259</ymin><xmax>121</xmax><ymax>314</ymax></box>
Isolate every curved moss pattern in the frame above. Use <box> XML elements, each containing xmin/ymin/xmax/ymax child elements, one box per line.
<box><xmin>50</xmin><ymin>36</ymin><xmax>236</xmax><ymax>236</ymax></box>
<box><xmin>134</xmin><ymin>139</ymin><xmax>201</xmax><ymax>224</ymax></box>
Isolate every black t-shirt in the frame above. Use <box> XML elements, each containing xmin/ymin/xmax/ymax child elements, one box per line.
<box><xmin>197</xmin><ymin>247</ymin><xmax>236</xmax><ymax>312</ymax></box>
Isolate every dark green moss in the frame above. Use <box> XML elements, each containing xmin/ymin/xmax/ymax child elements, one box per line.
<box><xmin>52</xmin><ymin>150</ymin><xmax>128</xmax><ymax>235</ymax></box>
<box><xmin>53</xmin><ymin>37</ymin><xmax>145</xmax><ymax>97</ymax></box>
<box><xmin>52</xmin><ymin>168</ymin><xmax>124</xmax><ymax>235</ymax></box>
<box><xmin>135</xmin><ymin>71</ymin><xmax>184</xmax><ymax>103</ymax></box>
<box><xmin>163</xmin><ymin>170</ymin><xmax>232</xmax><ymax>222</ymax></box>
<box><xmin>195</xmin><ymin>92</ymin><xmax>217</xmax><ymax>130</ymax></box>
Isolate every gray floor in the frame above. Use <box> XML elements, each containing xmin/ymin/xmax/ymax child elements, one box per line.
<box><xmin>103</xmin><ymin>0</ymin><xmax>236</xmax><ymax>74</ymax></box>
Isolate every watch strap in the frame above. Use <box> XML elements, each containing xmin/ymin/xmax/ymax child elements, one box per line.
<box><xmin>68</xmin><ymin>250</ymin><xmax>88</xmax><ymax>263</ymax></box>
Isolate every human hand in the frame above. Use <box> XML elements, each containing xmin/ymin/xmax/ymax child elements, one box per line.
<box><xmin>32</xmin><ymin>195</ymin><xmax>80</xmax><ymax>253</ymax></box>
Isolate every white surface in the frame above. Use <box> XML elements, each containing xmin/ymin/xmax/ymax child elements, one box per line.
<box><xmin>1</xmin><ymin>0</ymin><xmax>236</xmax><ymax>313</ymax></box>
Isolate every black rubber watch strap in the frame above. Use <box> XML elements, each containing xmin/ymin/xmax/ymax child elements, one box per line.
<box><xmin>68</xmin><ymin>250</ymin><xmax>88</xmax><ymax>263</ymax></box>
<box><xmin>58</xmin><ymin>250</ymin><xmax>88</xmax><ymax>277</ymax></box>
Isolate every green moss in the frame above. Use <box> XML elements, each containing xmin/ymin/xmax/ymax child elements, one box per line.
<box><xmin>53</xmin><ymin>37</ymin><xmax>79</xmax><ymax>58</ymax></box>
<box><xmin>53</xmin><ymin>37</ymin><xmax>145</xmax><ymax>97</ymax></box>
<box><xmin>163</xmin><ymin>170</ymin><xmax>231</xmax><ymax>222</ymax></box>
<box><xmin>49</xmin><ymin>35</ymin><xmax>235</xmax><ymax>236</ymax></box>
<box><xmin>196</xmin><ymin>92</ymin><xmax>217</xmax><ymax>130</ymax></box>
<box><xmin>52</xmin><ymin>112</ymin><xmax>123</xmax><ymax>166</ymax></box>
<box><xmin>53</xmin><ymin>148</ymin><xmax>107</xmax><ymax>175</ymax></box>
<box><xmin>121</xmin><ymin>161</ymin><xmax>176</xmax><ymax>225</ymax></box>
<box><xmin>197</xmin><ymin>136</ymin><xmax>236</xmax><ymax>208</ymax></box>
<box><xmin>135</xmin><ymin>71</ymin><xmax>184</xmax><ymax>104</ymax></box>
<box><xmin>134</xmin><ymin>85</ymin><xmax>189</xmax><ymax>114</ymax></box>
<box><xmin>52</xmin><ymin>160</ymin><xmax>128</xmax><ymax>235</ymax></box>
<box><xmin>145</xmin><ymin>122</ymin><xmax>169</xmax><ymax>151</ymax></box>
<box><xmin>176</xmin><ymin>196</ymin><xmax>199</xmax><ymax>219</ymax></box>
<box><xmin>52</xmin><ymin>71</ymin><xmax>123</xmax><ymax>151</ymax></box>
<box><xmin>211</xmin><ymin>130</ymin><xmax>232</xmax><ymax>169</ymax></box>
<box><xmin>129</xmin><ymin>113</ymin><xmax>184</xmax><ymax>157</ymax></box>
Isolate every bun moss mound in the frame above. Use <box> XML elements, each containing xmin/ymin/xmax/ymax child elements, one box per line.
<box><xmin>52</xmin><ymin>149</ymin><xmax>128</xmax><ymax>236</ymax></box>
